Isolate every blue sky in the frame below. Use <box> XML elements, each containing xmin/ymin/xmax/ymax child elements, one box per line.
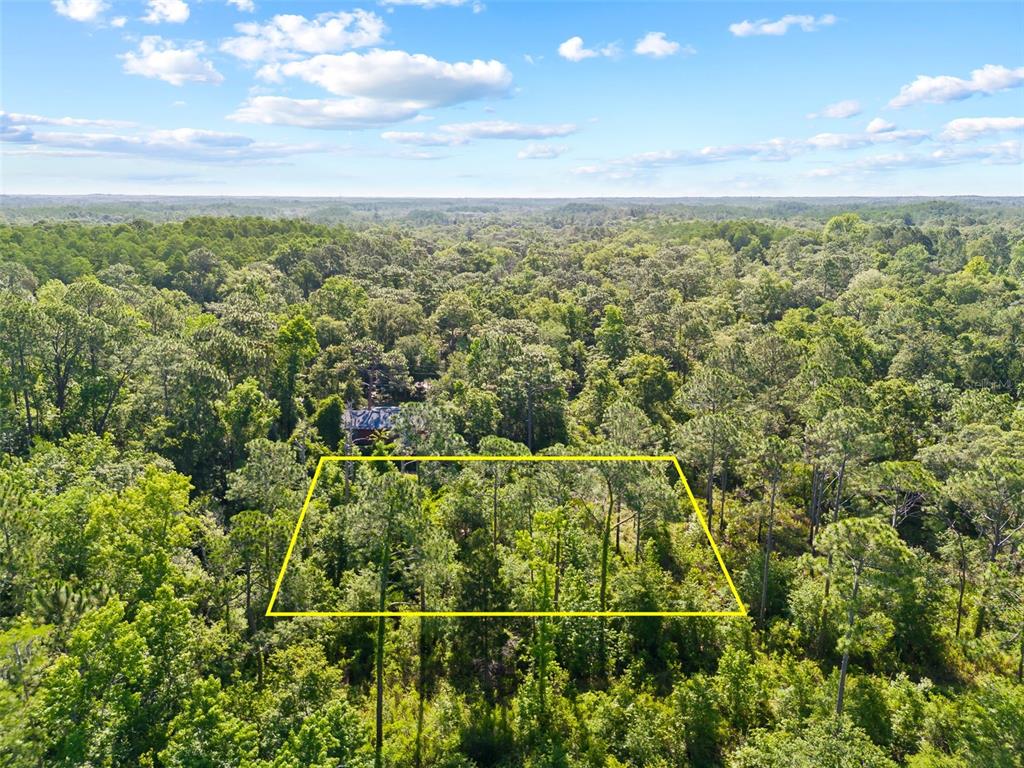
<box><xmin>2</xmin><ymin>0</ymin><xmax>1022</xmax><ymax>196</ymax></box>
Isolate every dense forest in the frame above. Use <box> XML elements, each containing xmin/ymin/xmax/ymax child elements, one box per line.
<box><xmin>0</xmin><ymin>199</ymin><xmax>1022</xmax><ymax>767</ymax></box>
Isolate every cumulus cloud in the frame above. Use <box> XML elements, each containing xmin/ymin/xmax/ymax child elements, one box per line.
<box><xmin>229</xmin><ymin>49</ymin><xmax>512</xmax><ymax>129</ymax></box>
<box><xmin>889</xmin><ymin>64</ymin><xmax>1024</xmax><ymax>108</ymax></box>
<box><xmin>260</xmin><ymin>50</ymin><xmax>511</xmax><ymax>105</ymax></box>
<box><xmin>111</xmin><ymin>16</ymin><xmax>127</xmax><ymax>27</ymax></box>
<box><xmin>866</xmin><ymin>118</ymin><xmax>895</xmax><ymax>133</ymax></box>
<box><xmin>634</xmin><ymin>32</ymin><xmax>683</xmax><ymax>58</ymax></box>
<box><xmin>52</xmin><ymin>0</ymin><xmax>108</xmax><ymax>23</ymax></box>
<box><xmin>142</xmin><ymin>0</ymin><xmax>189</xmax><ymax>24</ymax></box>
<box><xmin>220</xmin><ymin>10</ymin><xmax>386</xmax><ymax>62</ymax></box>
<box><xmin>558</xmin><ymin>37</ymin><xmax>595</xmax><ymax>62</ymax></box>
<box><xmin>229</xmin><ymin>96</ymin><xmax>423</xmax><ymax>128</ymax></box>
<box><xmin>940</xmin><ymin>116</ymin><xmax>1024</xmax><ymax>141</ymax></box>
<box><xmin>227</xmin><ymin>0</ymin><xmax>255</xmax><ymax>11</ymax></box>
<box><xmin>557</xmin><ymin>36</ymin><xmax>618</xmax><ymax>62</ymax></box>
<box><xmin>807</xmin><ymin>99</ymin><xmax>861</xmax><ymax>119</ymax></box>
<box><xmin>382</xmin><ymin>120</ymin><xmax>577</xmax><ymax>146</ymax></box>
<box><xmin>729</xmin><ymin>14</ymin><xmax>836</xmax><ymax>37</ymax></box>
<box><xmin>517</xmin><ymin>143</ymin><xmax>568</xmax><ymax>159</ymax></box>
<box><xmin>120</xmin><ymin>37</ymin><xmax>224</xmax><ymax>86</ymax></box>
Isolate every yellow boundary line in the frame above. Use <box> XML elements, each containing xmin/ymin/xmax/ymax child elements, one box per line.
<box><xmin>266</xmin><ymin>455</ymin><xmax>747</xmax><ymax>618</ymax></box>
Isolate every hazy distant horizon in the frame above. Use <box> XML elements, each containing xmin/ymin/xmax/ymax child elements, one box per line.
<box><xmin>4</xmin><ymin>194</ymin><xmax>1022</xmax><ymax>202</ymax></box>
<box><xmin>4</xmin><ymin>193</ymin><xmax>1021</xmax><ymax>228</ymax></box>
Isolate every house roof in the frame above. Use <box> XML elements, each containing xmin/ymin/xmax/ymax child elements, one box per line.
<box><xmin>343</xmin><ymin>406</ymin><xmax>400</xmax><ymax>432</ymax></box>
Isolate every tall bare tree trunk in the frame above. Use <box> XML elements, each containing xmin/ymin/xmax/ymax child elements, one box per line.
<box><xmin>414</xmin><ymin>588</ymin><xmax>426</xmax><ymax>768</ymax></box>
<box><xmin>1017</xmin><ymin>626</ymin><xmax>1023</xmax><ymax>683</ymax></box>
<box><xmin>759</xmin><ymin>469</ymin><xmax>779</xmax><ymax>627</ymax></box>
<box><xmin>492</xmin><ymin>468</ymin><xmax>499</xmax><ymax>549</ymax></box>
<box><xmin>955</xmin><ymin>531</ymin><xmax>967</xmax><ymax>638</ymax></box>
<box><xmin>615</xmin><ymin>498</ymin><xmax>621</xmax><ymax>556</ymax></box>
<box><xmin>705</xmin><ymin>439</ymin><xmax>717</xmax><ymax>531</ymax></box>
<box><xmin>719</xmin><ymin>463</ymin><xmax>728</xmax><ymax>538</ymax></box>
<box><xmin>835</xmin><ymin>560</ymin><xmax>863</xmax><ymax>717</ymax></box>
<box><xmin>823</xmin><ymin>458</ymin><xmax>847</xmax><ymax>600</ymax></box>
<box><xmin>598</xmin><ymin>480</ymin><xmax>615</xmax><ymax>682</ymax></box>
<box><xmin>808</xmin><ymin>466</ymin><xmax>822</xmax><ymax>556</ymax></box>
<box><xmin>634</xmin><ymin>503</ymin><xmax>642</xmax><ymax>563</ymax></box>
<box><xmin>243</xmin><ymin>564</ymin><xmax>253</xmax><ymax>638</ymax></box>
<box><xmin>374</xmin><ymin>540</ymin><xmax>391</xmax><ymax>768</ymax></box>
<box><xmin>554</xmin><ymin>525</ymin><xmax>562</xmax><ymax>609</ymax></box>
<box><xmin>1017</xmin><ymin>625</ymin><xmax>1023</xmax><ymax>683</ymax></box>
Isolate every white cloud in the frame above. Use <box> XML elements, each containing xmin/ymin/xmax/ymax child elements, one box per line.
<box><xmin>805</xmin><ymin>129</ymin><xmax>928</xmax><ymax>150</ymax></box>
<box><xmin>889</xmin><ymin>64</ymin><xmax>1024</xmax><ymax>108</ymax></box>
<box><xmin>0</xmin><ymin>111</ymin><xmax>135</xmax><ymax>128</ymax></box>
<box><xmin>220</xmin><ymin>10</ymin><xmax>386</xmax><ymax>62</ymax></box>
<box><xmin>238</xmin><ymin>48</ymin><xmax>511</xmax><ymax>128</ymax></box>
<box><xmin>264</xmin><ymin>50</ymin><xmax>512</xmax><ymax>107</ymax></box>
<box><xmin>558</xmin><ymin>37</ymin><xmax>594</xmax><ymax>61</ymax></box>
<box><xmin>634</xmin><ymin>32</ymin><xmax>681</xmax><ymax>58</ymax></box>
<box><xmin>517</xmin><ymin>143</ymin><xmax>568</xmax><ymax>159</ymax></box>
<box><xmin>227</xmin><ymin>0</ymin><xmax>255</xmax><ymax>11</ymax></box>
<box><xmin>444</xmin><ymin>120</ymin><xmax>576</xmax><ymax>140</ymax></box>
<box><xmin>574</xmin><ymin>127</ymin><xmax>932</xmax><ymax>179</ymax></box>
<box><xmin>698</xmin><ymin>139</ymin><xmax>798</xmax><ymax>162</ymax></box>
<box><xmin>52</xmin><ymin>0</ymin><xmax>108</xmax><ymax>23</ymax></box>
<box><xmin>229</xmin><ymin>96</ymin><xmax>423</xmax><ymax>128</ymax></box>
<box><xmin>382</xmin><ymin>120</ymin><xmax>577</xmax><ymax>145</ymax></box>
<box><xmin>807</xmin><ymin>99</ymin><xmax>861</xmax><ymax>119</ymax></box>
<box><xmin>940</xmin><ymin>116</ymin><xmax>1024</xmax><ymax>141</ymax></box>
<box><xmin>380</xmin><ymin>131</ymin><xmax>461</xmax><ymax>146</ymax></box>
<box><xmin>379</xmin><ymin>0</ymin><xmax>476</xmax><ymax>7</ymax></box>
<box><xmin>142</xmin><ymin>0</ymin><xmax>190</xmax><ymax>24</ymax></box>
<box><xmin>0</xmin><ymin>118</ymin><xmax>329</xmax><ymax>164</ymax></box>
<box><xmin>111</xmin><ymin>16</ymin><xmax>127</xmax><ymax>27</ymax></box>
<box><xmin>848</xmin><ymin>153</ymin><xmax>928</xmax><ymax>171</ymax></box>
<box><xmin>390</xmin><ymin>149</ymin><xmax>447</xmax><ymax>160</ymax></box>
<box><xmin>120</xmin><ymin>37</ymin><xmax>224</xmax><ymax>86</ymax></box>
<box><xmin>808</xmin><ymin>141</ymin><xmax>1022</xmax><ymax>179</ymax></box>
<box><xmin>866</xmin><ymin>118</ymin><xmax>895</xmax><ymax>133</ymax></box>
<box><xmin>729</xmin><ymin>14</ymin><xmax>836</xmax><ymax>37</ymax></box>
<box><xmin>558</xmin><ymin>36</ymin><xmax>618</xmax><ymax>62</ymax></box>
<box><xmin>573</xmin><ymin>149</ymin><xmax>695</xmax><ymax>180</ymax></box>
<box><xmin>805</xmin><ymin>167</ymin><xmax>842</xmax><ymax>178</ymax></box>
<box><xmin>930</xmin><ymin>140</ymin><xmax>1021</xmax><ymax>164</ymax></box>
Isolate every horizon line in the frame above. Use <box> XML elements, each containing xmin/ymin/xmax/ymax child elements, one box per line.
<box><xmin>3</xmin><ymin>193</ymin><xmax>1022</xmax><ymax>201</ymax></box>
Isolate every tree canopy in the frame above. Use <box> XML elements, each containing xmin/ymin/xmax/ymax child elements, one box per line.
<box><xmin>0</xmin><ymin>199</ymin><xmax>1022</xmax><ymax>767</ymax></box>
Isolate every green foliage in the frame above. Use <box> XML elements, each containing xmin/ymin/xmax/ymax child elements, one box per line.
<box><xmin>729</xmin><ymin>718</ymin><xmax>897</xmax><ymax>768</ymax></box>
<box><xmin>0</xmin><ymin>203</ymin><xmax>1021</xmax><ymax>766</ymax></box>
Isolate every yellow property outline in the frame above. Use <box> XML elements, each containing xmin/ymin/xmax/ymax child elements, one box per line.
<box><xmin>266</xmin><ymin>455</ymin><xmax>747</xmax><ymax>618</ymax></box>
